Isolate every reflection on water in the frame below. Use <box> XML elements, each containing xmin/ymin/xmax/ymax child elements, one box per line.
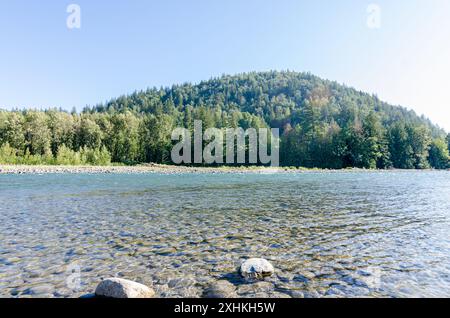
<box><xmin>0</xmin><ymin>171</ymin><xmax>449</xmax><ymax>298</ymax></box>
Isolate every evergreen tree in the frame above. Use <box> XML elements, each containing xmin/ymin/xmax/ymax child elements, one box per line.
<box><xmin>388</xmin><ymin>122</ymin><xmax>414</xmax><ymax>169</ymax></box>
<box><xmin>406</xmin><ymin>124</ymin><xmax>431</xmax><ymax>169</ymax></box>
<box><xmin>361</xmin><ymin>112</ymin><xmax>383</xmax><ymax>169</ymax></box>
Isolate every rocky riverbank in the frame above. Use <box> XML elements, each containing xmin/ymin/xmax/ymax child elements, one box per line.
<box><xmin>0</xmin><ymin>164</ymin><xmax>294</xmax><ymax>175</ymax></box>
<box><xmin>0</xmin><ymin>164</ymin><xmax>425</xmax><ymax>175</ymax></box>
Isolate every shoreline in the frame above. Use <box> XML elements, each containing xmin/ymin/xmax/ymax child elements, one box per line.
<box><xmin>0</xmin><ymin>164</ymin><xmax>447</xmax><ymax>175</ymax></box>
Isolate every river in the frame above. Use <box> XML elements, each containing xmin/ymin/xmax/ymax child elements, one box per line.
<box><xmin>0</xmin><ymin>171</ymin><xmax>449</xmax><ymax>298</ymax></box>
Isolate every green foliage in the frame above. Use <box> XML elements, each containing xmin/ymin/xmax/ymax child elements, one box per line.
<box><xmin>24</xmin><ymin>112</ymin><xmax>51</xmax><ymax>156</ymax></box>
<box><xmin>74</xmin><ymin>116</ymin><xmax>103</xmax><ymax>150</ymax></box>
<box><xmin>47</xmin><ymin>111</ymin><xmax>75</xmax><ymax>154</ymax></box>
<box><xmin>56</xmin><ymin>145</ymin><xmax>111</xmax><ymax>166</ymax></box>
<box><xmin>406</xmin><ymin>124</ymin><xmax>431</xmax><ymax>169</ymax></box>
<box><xmin>56</xmin><ymin>145</ymin><xmax>81</xmax><ymax>165</ymax></box>
<box><xmin>80</xmin><ymin>146</ymin><xmax>111</xmax><ymax>166</ymax></box>
<box><xmin>428</xmin><ymin>139</ymin><xmax>449</xmax><ymax>169</ymax></box>
<box><xmin>0</xmin><ymin>71</ymin><xmax>448</xmax><ymax>168</ymax></box>
<box><xmin>387</xmin><ymin>122</ymin><xmax>432</xmax><ymax>169</ymax></box>
<box><xmin>447</xmin><ymin>133</ymin><xmax>450</xmax><ymax>156</ymax></box>
<box><xmin>388</xmin><ymin>122</ymin><xmax>412</xmax><ymax>169</ymax></box>
<box><xmin>139</xmin><ymin>114</ymin><xmax>174</xmax><ymax>164</ymax></box>
<box><xmin>0</xmin><ymin>142</ymin><xmax>17</xmax><ymax>164</ymax></box>
<box><xmin>1</xmin><ymin>112</ymin><xmax>26</xmax><ymax>152</ymax></box>
<box><xmin>109</xmin><ymin>112</ymin><xmax>140</xmax><ymax>164</ymax></box>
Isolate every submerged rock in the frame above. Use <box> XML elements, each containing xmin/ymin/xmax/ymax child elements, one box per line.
<box><xmin>24</xmin><ymin>284</ymin><xmax>55</xmax><ymax>296</ymax></box>
<box><xmin>237</xmin><ymin>281</ymin><xmax>274</xmax><ymax>295</ymax></box>
<box><xmin>204</xmin><ymin>280</ymin><xmax>237</xmax><ymax>298</ymax></box>
<box><xmin>168</xmin><ymin>277</ymin><xmax>195</xmax><ymax>289</ymax></box>
<box><xmin>95</xmin><ymin>278</ymin><xmax>155</xmax><ymax>298</ymax></box>
<box><xmin>240</xmin><ymin>258</ymin><xmax>275</xmax><ymax>279</ymax></box>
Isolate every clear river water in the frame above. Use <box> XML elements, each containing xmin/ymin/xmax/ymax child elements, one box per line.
<box><xmin>0</xmin><ymin>171</ymin><xmax>449</xmax><ymax>298</ymax></box>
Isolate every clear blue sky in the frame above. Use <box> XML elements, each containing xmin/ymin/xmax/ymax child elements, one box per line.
<box><xmin>1</xmin><ymin>0</ymin><xmax>449</xmax><ymax>131</ymax></box>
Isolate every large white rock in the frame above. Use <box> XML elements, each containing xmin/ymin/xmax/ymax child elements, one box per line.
<box><xmin>95</xmin><ymin>278</ymin><xmax>155</xmax><ymax>298</ymax></box>
<box><xmin>240</xmin><ymin>258</ymin><xmax>275</xmax><ymax>279</ymax></box>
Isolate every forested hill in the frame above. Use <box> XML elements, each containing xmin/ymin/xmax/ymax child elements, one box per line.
<box><xmin>1</xmin><ymin>71</ymin><xmax>449</xmax><ymax>169</ymax></box>
<box><xmin>88</xmin><ymin>71</ymin><xmax>443</xmax><ymax>137</ymax></box>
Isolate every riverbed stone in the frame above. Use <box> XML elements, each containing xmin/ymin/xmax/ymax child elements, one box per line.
<box><xmin>237</xmin><ymin>281</ymin><xmax>274</xmax><ymax>295</ymax></box>
<box><xmin>204</xmin><ymin>280</ymin><xmax>237</xmax><ymax>298</ymax></box>
<box><xmin>240</xmin><ymin>258</ymin><xmax>274</xmax><ymax>279</ymax></box>
<box><xmin>24</xmin><ymin>284</ymin><xmax>55</xmax><ymax>296</ymax></box>
<box><xmin>95</xmin><ymin>278</ymin><xmax>155</xmax><ymax>298</ymax></box>
<box><xmin>289</xmin><ymin>290</ymin><xmax>305</xmax><ymax>298</ymax></box>
<box><xmin>168</xmin><ymin>277</ymin><xmax>195</xmax><ymax>289</ymax></box>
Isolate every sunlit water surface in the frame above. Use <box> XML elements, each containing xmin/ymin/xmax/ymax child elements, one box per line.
<box><xmin>0</xmin><ymin>171</ymin><xmax>449</xmax><ymax>298</ymax></box>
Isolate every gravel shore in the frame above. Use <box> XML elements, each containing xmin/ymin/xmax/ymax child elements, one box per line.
<box><xmin>1</xmin><ymin>164</ymin><xmax>442</xmax><ymax>175</ymax></box>
<box><xmin>0</xmin><ymin>164</ymin><xmax>296</xmax><ymax>175</ymax></box>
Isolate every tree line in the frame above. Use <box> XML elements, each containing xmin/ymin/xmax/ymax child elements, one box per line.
<box><xmin>1</xmin><ymin>71</ymin><xmax>449</xmax><ymax>169</ymax></box>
